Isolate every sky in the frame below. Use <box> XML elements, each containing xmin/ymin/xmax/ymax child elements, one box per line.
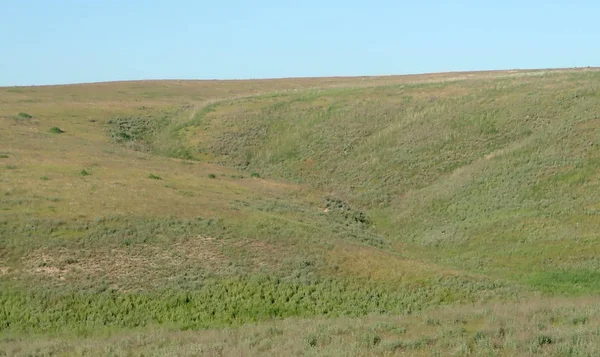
<box><xmin>1</xmin><ymin>0</ymin><xmax>599</xmax><ymax>86</ymax></box>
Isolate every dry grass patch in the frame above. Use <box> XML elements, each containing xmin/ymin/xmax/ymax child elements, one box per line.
<box><xmin>19</xmin><ymin>237</ymin><xmax>228</xmax><ymax>289</ymax></box>
<box><xmin>327</xmin><ymin>243</ymin><xmax>458</xmax><ymax>283</ymax></box>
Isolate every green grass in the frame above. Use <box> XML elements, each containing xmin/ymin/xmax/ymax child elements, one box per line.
<box><xmin>162</xmin><ymin>69</ymin><xmax>600</xmax><ymax>294</ymax></box>
<box><xmin>0</xmin><ymin>274</ymin><xmax>507</xmax><ymax>334</ymax></box>
<box><xmin>2</xmin><ymin>68</ymin><xmax>600</xmax><ymax>354</ymax></box>
<box><xmin>3</xmin><ymin>298</ymin><xmax>600</xmax><ymax>356</ymax></box>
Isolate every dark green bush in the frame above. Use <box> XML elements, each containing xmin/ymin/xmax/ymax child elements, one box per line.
<box><xmin>537</xmin><ymin>334</ymin><xmax>554</xmax><ymax>346</ymax></box>
<box><xmin>49</xmin><ymin>127</ymin><xmax>65</xmax><ymax>134</ymax></box>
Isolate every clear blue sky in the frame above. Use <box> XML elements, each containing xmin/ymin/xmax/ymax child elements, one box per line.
<box><xmin>1</xmin><ymin>0</ymin><xmax>598</xmax><ymax>86</ymax></box>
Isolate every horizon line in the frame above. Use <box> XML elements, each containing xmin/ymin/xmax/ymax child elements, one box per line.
<box><xmin>2</xmin><ymin>66</ymin><xmax>598</xmax><ymax>88</ymax></box>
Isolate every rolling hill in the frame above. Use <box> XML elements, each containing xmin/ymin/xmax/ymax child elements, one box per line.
<box><xmin>1</xmin><ymin>68</ymin><xmax>600</xmax><ymax>356</ymax></box>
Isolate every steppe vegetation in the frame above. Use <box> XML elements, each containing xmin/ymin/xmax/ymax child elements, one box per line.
<box><xmin>2</xmin><ymin>68</ymin><xmax>600</xmax><ymax>355</ymax></box>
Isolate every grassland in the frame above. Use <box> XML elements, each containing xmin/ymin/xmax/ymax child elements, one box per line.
<box><xmin>4</xmin><ymin>298</ymin><xmax>600</xmax><ymax>356</ymax></box>
<box><xmin>1</xmin><ymin>68</ymin><xmax>600</xmax><ymax>356</ymax></box>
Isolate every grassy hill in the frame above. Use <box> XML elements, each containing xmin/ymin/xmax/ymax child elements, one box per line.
<box><xmin>1</xmin><ymin>68</ymin><xmax>600</xmax><ymax>356</ymax></box>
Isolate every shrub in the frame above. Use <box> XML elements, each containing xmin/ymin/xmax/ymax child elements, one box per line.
<box><xmin>80</xmin><ymin>170</ymin><xmax>90</xmax><ymax>176</ymax></box>
<box><xmin>305</xmin><ymin>333</ymin><xmax>318</xmax><ymax>347</ymax></box>
<box><xmin>49</xmin><ymin>127</ymin><xmax>64</xmax><ymax>134</ymax></box>
<box><xmin>40</xmin><ymin>176</ymin><xmax>49</xmax><ymax>181</ymax></box>
<box><xmin>64</xmin><ymin>258</ymin><xmax>78</xmax><ymax>265</ymax></box>
<box><xmin>148</xmin><ymin>173</ymin><xmax>162</xmax><ymax>180</ymax></box>
<box><xmin>208</xmin><ymin>173</ymin><xmax>217</xmax><ymax>179</ymax></box>
<box><xmin>251</xmin><ymin>172</ymin><xmax>260</xmax><ymax>178</ymax></box>
<box><xmin>105</xmin><ymin>115</ymin><xmax>170</xmax><ymax>153</ymax></box>
<box><xmin>361</xmin><ymin>333</ymin><xmax>382</xmax><ymax>347</ymax></box>
<box><xmin>571</xmin><ymin>316</ymin><xmax>588</xmax><ymax>325</ymax></box>
<box><xmin>0</xmin><ymin>154</ymin><xmax>8</xmax><ymax>159</ymax></box>
<box><xmin>17</xmin><ymin>112</ymin><xmax>32</xmax><ymax>119</ymax></box>
<box><xmin>537</xmin><ymin>334</ymin><xmax>554</xmax><ymax>346</ymax></box>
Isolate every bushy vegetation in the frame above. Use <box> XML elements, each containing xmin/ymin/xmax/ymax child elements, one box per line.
<box><xmin>0</xmin><ymin>274</ymin><xmax>508</xmax><ymax>334</ymax></box>
<box><xmin>49</xmin><ymin>127</ymin><xmax>64</xmax><ymax>134</ymax></box>
<box><xmin>3</xmin><ymin>298</ymin><xmax>600</xmax><ymax>356</ymax></box>
<box><xmin>106</xmin><ymin>116</ymin><xmax>168</xmax><ymax>151</ymax></box>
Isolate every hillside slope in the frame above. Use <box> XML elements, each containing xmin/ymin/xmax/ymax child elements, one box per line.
<box><xmin>1</xmin><ymin>68</ymin><xmax>600</xmax><ymax>356</ymax></box>
<box><xmin>174</xmin><ymin>69</ymin><xmax>600</xmax><ymax>293</ymax></box>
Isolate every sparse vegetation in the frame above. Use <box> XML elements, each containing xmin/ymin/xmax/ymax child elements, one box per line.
<box><xmin>2</xmin><ymin>68</ymin><xmax>600</xmax><ymax>355</ymax></box>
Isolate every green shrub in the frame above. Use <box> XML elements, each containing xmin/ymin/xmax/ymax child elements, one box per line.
<box><xmin>360</xmin><ymin>333</ymin><xmax>382</xmax><ymax>347</ymax></box>
<box><xmin>537</xmin><ymin>334</ymin><xmax>554</xmax><ymax>346</ymax></box>
<box><xmin>80</xmin><ymin>170</ymin><xmax>90</xmax><ymax>176</ymax></box>
<box><xmin>571</xmin><ymin>316</ymin><xmax>588</xmax><ymax>325</ymax></box>
<box><xmin>148</xmin><ymin>173</ymin><xmax>162</xmax><ymax>180</ymax></box>
<box><xmin>49</xmin><ymin>127</ymin><xmax>65</xmax><ymax>134</ymax></box>
<box><xmin>0</xmin><ymin>154</ymin><xmax>8</xmax><ymax>159</ymax></box>
<box><xmin>305</xmin><ymin>333</ymin><xmax>318</xmax><ymax>347</ymax></box>
<box><xmin>208</xmin><ymin>173</ymin><xmax>217</xmax><ymax>179</ymax></box>
<box><xmin>251</xmin><ymin>172</ymin><xmax>260</xmax><ymax>178</ymax></box>
<box><xmin>40</xmin><ymin>176</ymin><xmax>49</xmax><ymax>181</ymax></box>
<box><xmin>105</xmin><ymin>115</ymin><xmax>170</xmax><ymax>153</ymax></box>
<box><xmin>17</xmin><ymin>112</ymin><xmax>32</xmax><ymax>119</ymax></box>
